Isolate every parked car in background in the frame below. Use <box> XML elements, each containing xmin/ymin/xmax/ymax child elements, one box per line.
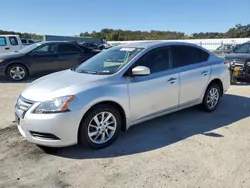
<box><xmin>213</xmin><ymin>44</ymin><xmax>236</xmax><ymax>57</ymax></box>
<box><xmin>79</xmin><ymin>42</ymin><xmax>99</xmax><ymax>50</ymax></box>
<box><xmin>0</xmin><ymin>41</ymin><xmax>100</xmax><ymax>81</ymax></box>
<box><xmin>0</xmin><ymin>35</ymin><xmax>23</xmax><ymax>54</ymax></box>
<box><xmin>21</xmin><ymin>38</ymin><xmax>37</xmax><ymax>45</ymax></box>
<box><xmin>225</xmin><ymin>41</ymin><xmax>250</xmax><ymax>82</ymax></box>
<box><xmin>98</xmin><ymin>43</ymin><xmax>112</xmax><ymax>50</ymax></box>
<box><xmin>15</xmin><ymin>42</ymin><xmax>230</xmax><ymax>149</ymax></box>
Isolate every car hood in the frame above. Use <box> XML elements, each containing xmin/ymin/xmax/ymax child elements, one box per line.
<box><xmin>0</xmin><ymin>52</ymin><xmax>25</xmax><ymax>59</ymax></box>
<box><xmin>21</xmin><ymin>69</ymin><xmax>109</xmax><ymax>101</ymax></box>
<box><xmin>225</xmin><ymin>53</ymin><xmax>250</xmax><ymax>60</ymax></box>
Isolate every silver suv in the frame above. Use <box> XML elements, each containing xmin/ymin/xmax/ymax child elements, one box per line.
<box><xmin>15</xmin><ymin>42</ymin><xmax>230</xmax><ymax>149</ymax></box>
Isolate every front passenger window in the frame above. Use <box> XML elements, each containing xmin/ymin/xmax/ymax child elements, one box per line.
<box><xmin>32</xmin><ymin>44</ymin><xmax>56</xmax><ymax>54</ymax></box>
<box><xmin>9</xmin><ymin>37</ymin><xmax>18</xmax><ymax>46</ymax></box>
<box><xmin>135</xmin><ymin>47</ymin><xmax>171</xmax><ymax>74</ymax></box>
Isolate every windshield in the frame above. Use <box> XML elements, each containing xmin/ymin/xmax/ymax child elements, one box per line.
<box><xmin>217</xmin><ymin>45</ymin><xmax>234</xmax><ymax>50</ymax></box>
<box><xmin>233</xmin><ymin>43</ymin><xmax>250</xmax><ymax>53</ymax></box>
<box><xmin>18</xmin><ymin>43</ymin><xmax>43</xmax><ymax>53</ymax></box>
<box><xmin>75</xmin><ymin>46</ymin><xmax>144</xmax><ymax>74</ymax></box>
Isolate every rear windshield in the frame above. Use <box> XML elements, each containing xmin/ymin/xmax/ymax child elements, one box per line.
<box><xmin>233</xmin><ymin>43</ymin><xmax>250</xmax><ymax>53</ymax></box>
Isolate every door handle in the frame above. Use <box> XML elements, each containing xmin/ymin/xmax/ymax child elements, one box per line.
<box><xmin>201</xmin><ymin>71</ymin><xmax>208</xmax><ymax>76</ymax></box>
<box><xmin>167</xmin><ymin>78</ymin><xmax>177</xmax><ymax>84</ymax></box>
<box><xmin>5</xmin><ymin>47</ymin><xmax>10</xmax><ymax>50</ymax></box>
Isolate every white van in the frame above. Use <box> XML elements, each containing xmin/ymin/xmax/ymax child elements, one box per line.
<box><xmin>0</xmin><ymin>35</ymin><xmax>23</xmax><ymax>54</ymax></box>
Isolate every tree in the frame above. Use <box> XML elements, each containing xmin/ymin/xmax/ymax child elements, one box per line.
<box><xmin>1</xmin><ymin>24</ymin><xmax>249</xmax><ymax>41</ymax></box>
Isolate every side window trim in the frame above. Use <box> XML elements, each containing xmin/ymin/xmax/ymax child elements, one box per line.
<box><xmin>32</xmin><ymin>44</ymin><xmax>48</xmax><ymax>52</ymax></box>
<box><xmin>171</xmin><ymin>45</ymin><xmax>210</xmax><ymax>68</ymax></box>
<box><xmin>31</xmin><ymin>44</ymin><xmax>55</xmax><ymax>55</ymax></box>
<box><xmin>9</xmin><ymin>37</ymin><xmax>18</xmax><ymax>46</ymax></box>
<box><xmin>124</xmin><ymin>46</ymin><xmax>173</xmax><ymax>76</ymax></box>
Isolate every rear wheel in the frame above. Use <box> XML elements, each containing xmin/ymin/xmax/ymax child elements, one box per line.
<box><xmin>6</xmin><ymin>64</ymin><xmax>28</xmax><ymax>81</ymax></box>
<box><xmin>201</xmin><ymin>84</ymin><xmax>221</xmax><ymax>112</ymax></box>
<box><xmin>78</xmin><ymin>104</ymin><xmax>121</xmax><ymax>149</ymax></box>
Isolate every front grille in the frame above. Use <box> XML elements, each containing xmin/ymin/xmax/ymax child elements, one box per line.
<box><xmin>231</xmin><ymin>59</ymin><xmax>245</xmax><ymax>67</ymax></box>
<box><xmin>30</xmin><ymin>131</ymin><xmax>60</xmax><ymax>140</ymax></box>
<box><xmin>15</xmin><ymin>96</ymin><xmax>34</xmax><ymax>118</ymax></box>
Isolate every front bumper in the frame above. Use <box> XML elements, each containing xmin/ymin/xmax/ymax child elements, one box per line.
<box><xmin>15</xmin><ymin>102</ymin><xmax>84</xmax><ymax>147</ymax></box>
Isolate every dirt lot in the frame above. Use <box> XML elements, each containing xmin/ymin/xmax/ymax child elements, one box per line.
<box><xmin>0</xmin><ymin>78</ymin><xmax>250</xmax><ymax>188</ymax></box>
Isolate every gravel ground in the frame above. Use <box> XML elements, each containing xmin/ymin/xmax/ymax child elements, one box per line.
<box><xmin>0</xmin><ymin>78</ymin><xmax>250</xmax><ymax>188</ymax></box>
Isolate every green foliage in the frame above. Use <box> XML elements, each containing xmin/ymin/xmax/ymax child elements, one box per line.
<box><xmin>1</xmin><ymin>24</ymin><xmax>250</xmax><ymax>41</ymax></box>
<box><xmin>80</xmin><ymin>29</ymin><xmax>186</xmax><ymax>41</ymax></box>
<box><xmin>80</xmin><ymin>24</ymin><xmax>250</xmax><ymax>40</ymax></box>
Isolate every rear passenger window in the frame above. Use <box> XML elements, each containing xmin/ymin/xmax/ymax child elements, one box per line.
<box><xmin>0</xmin><ymin>37</ymin><xmax>7</xmax><ymax>46</ymax></box>
<box><xmin>58</xmin><ymin>44</ymin><xmax>82</xmax><ymax>53</ymax></box>
<box><xmin>9</xmin><ymin>37</ymin><xmax>18</xmax><ymax>46</ymax></box>
<box><xmin>172</xmin><ymin>45</ymin><xmax>209</xmax><ymax>68</ymax></box>
<box><xmin>135</xmin><ymin>47</ymin><xmax>171</xmax><ymax>73</ymax></box>
<box><xmin>28</xmin><ymin>40</ymin><xmax>35</xmax><ymax>44</ymax></box>
<box><xmin>21</xmin><ymin>39</ymin><xmax>27</xmax><ymax>44</ymax></box>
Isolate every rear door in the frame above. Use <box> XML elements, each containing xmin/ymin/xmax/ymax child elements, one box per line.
<box><xmin>29</xmin><ymin>43</ymin><xmax>60</xmax><ymax>73</ymax></box>
<box><xmin>171</xmin><ymin>45</ymin><xmax>210</xmax><ymax>107</ymax></box>
<box><xmin>57</xmin><ymin>43</ymin><xmax>84</xmax><ymax>69</ymax></box>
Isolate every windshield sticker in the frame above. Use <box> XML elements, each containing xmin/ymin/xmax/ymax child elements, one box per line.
<box><xmin>120</xmin><ymin>48</ymin><xmax>135</xmax><ymax>51</ymax></box>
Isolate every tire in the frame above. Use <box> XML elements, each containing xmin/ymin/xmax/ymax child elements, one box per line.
<box><xmin>78</xmin><ymin>104</ymin><xmax>122</xmax><ymax>149</ymax></box>
<box><xmin>201</xmin><ymin>84</ymin><xmax>221</xmax><ymax>112</ymax></box>
<box><xmin>6</xmin><ymin>64</ymin><xmax>28</xmax><ymax>81</ymax></box>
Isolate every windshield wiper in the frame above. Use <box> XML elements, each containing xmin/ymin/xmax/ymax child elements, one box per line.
<box><xmin>78</xmin><ymin>70</ymin><xmax>98</xmax><ymax>74</ymax></box>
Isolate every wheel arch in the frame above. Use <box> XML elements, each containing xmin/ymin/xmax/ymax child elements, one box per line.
<box><xmin>5</xmin><ymin>62</ymin><xmax>30</xmax><ymax>76</ymax></box>
<box><xmin>78</xmin><ymin>100</ymin><xmax>127</xmax><ymax>136</ymax></box>
<box><xmin>207</xmin><ymin>78</ymin><xmax>224</xmax><ymax>96</ymax></box>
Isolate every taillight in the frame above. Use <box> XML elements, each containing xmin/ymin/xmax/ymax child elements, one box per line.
<box><xmin>224</xmin><ymin>61</ymin><xmax>230</xmax><ymax>70</ymax></box>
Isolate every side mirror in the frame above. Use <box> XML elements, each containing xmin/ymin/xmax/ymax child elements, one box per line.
<box><xmin>132</xmin><ymin>66</ymin><xmax>150</xmax><ymax>76</ymax></box>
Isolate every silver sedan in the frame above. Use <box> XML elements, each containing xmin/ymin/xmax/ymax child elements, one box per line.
<box><xmin>15</xmin><ymin>41</ymin><xmax>230</xmax><ymax>149</ymax></box>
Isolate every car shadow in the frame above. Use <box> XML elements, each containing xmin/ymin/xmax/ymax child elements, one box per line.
<box><xmin>42</xmin><ymin>93</ymin><xmax>250</xmax><ymax>159</ymax></box>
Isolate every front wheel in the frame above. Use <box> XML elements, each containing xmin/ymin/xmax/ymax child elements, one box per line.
<box><xmin>201</xmin><ymin>84</ymin><xmax>221</xmax><ymax>112</ymax></box>
<box><xmin>6</xmin><ymin>64</ymin><xmax>28</xmax><ymax>81</ymax></box>
<box><xmin>78</xmin><ymin>104</ymin><xmax>122</xmax><ymax>149</ymax></box>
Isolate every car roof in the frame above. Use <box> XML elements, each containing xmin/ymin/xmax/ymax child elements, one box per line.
<box><xmin>37</xmin><ymin>41</ymin><xmax>78</xmax><ymax>45</ymax></box>
<box><xmin>119</xmin><ymin>41</ymin><xmax>202</xmax><ymax>49</ymax></box>
<box><xmin>0</xmin><ymin>35</ymin><xmax>20</xmax><ymax>37</ymax></box>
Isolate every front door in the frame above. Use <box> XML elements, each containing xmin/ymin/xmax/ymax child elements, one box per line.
<box><xmin>8</xmin><ymin>36</ymin><xmax>22</xmax><ymax>52</ymax></box>
<box><xmin>127</xmin><ymin>47</ymin><xmax>179</xmax><ymax>123</ymax></box>
<box><xmin>29</xmin><ymin>43</ymin><xmax>60</xmax><ymax>74</ymax></box>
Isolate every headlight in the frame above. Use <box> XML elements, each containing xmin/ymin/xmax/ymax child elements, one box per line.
<box><xmin>33</xmin><ymin>95</ymin><xmax>75</xmax><ymax>114</ymax></box>
<box><xmin>0</xmin><ymin>59</ymin><xmax>4</xmax><ymax>63</ymax></box>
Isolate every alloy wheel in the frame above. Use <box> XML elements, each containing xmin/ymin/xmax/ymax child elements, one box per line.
<box><xmin>9</xmin><ymin>66</ymin><xmax>26</xmax><ymax>80</ymax></box>
<box><xmin>87</xmin><ymin>111</ymin><xmax>117</xmax><ymax>144</ymax></box>
<box><xmin>207</xmin><ymin>87</ymin><xmax>219</xmax><ymax>109</ymax></box>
